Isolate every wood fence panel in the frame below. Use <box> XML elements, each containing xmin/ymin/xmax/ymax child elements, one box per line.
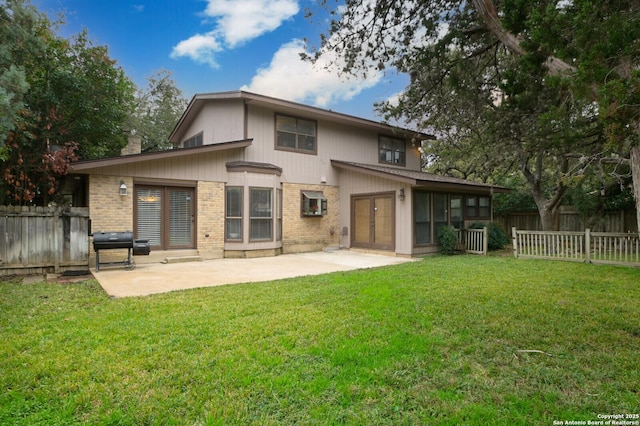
<box><xmin>0</xmin><ymin>206</ymin><xmax>89</xmax><ymax>276</ymax></box>
<box><xmin>498</xmin><ymin>208</ymin><xmax>637</xmax><ymax>233</ymax></box>
<box><xmin>512</xmin><ymin>227</ymin><xmax>640</xmax><ymax>267</ymax></box>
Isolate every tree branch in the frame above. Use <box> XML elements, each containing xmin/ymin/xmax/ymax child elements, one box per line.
<box><xmin>470</xmin><ymin>0</ymin><xmax>577</xmax><ymax>76</ymax></box>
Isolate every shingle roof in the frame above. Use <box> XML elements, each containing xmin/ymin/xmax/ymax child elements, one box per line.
<box><xmin>331</xmin><ymin>160</ymin><xmax>509</xmax><ymax>193</ymax></box>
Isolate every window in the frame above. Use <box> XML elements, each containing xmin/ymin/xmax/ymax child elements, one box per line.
<box><xmin>276</xmin><ymin>189</ymin><xmax>282</xmax><ymax>241</ymax></box>
<box><xmin>301</xmin><ymin>191</ymin><xmax>327</xmax><ymax>216</ymax></box>
<box><xmin>250</xmin><ymin>188</ymin><xmax>272</xmax><ymax>241</ymax></box>
<box><xmin>183</xmin><ymin>132</ymin><xmax>203</xmax><ymax>148</ymax></box>
<box><xmin>434</xmin><ymin>193</ymin><xmax>449</xmax><ymax>240</ymax></box>
<box><xmin>466</xmin><ymin>196</ymin><xmax>491</xmax><ymax>219</ymax></box>
<box><xmin>276</xmin><ymin>114</ymin><xmax>317</xmax><ymax>153</ymax></box>
<box><xmin>225</xmin><ymin>187</ymin><xmax>242</xmax><ymax>240</ymax></box>
<box><xmin>479</xmin><ymin>196</ymin><xmax>490</xmax><ymax>218</ymax></box>
<box><xmin>414</xmin><ymin>191</ymin><xmax>431</xmax><ymax>245</ymax></box>
<box><xmin>379</xmin><ymin>135</ymin><xmax>406</xmax><ymax>166</ymax></box>
<box><xmin>450</xmin><ymin>195</ymin><xmax>463</xmax><ymax>229</ymax></box>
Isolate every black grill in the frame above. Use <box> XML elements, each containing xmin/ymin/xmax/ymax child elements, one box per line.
<box><xmin>92</xmin><ymin>231</ymin><xmax>150</xmax><ymax>271</ymax></box>
<box><xmin>93</xmin><ymin>231</ymin><xmax>133</xmax><ymax>250</ymax></box>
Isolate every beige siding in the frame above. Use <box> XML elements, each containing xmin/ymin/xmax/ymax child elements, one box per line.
<box><xmin>79</xmin><ymin>149</ymin><xmax>244</xmax><ymax>181</ymax></box>
<box><xmin>182</xmin><ymin>100</ymin><xmax>245</xmax><ymax>145</ymax></box>
<box><xmin>336</xmin><ymin>169</ymin><xmax>413</xmax><ymax>255</ymax></box>
<box><xmin>244</xmin><ymin>104</ymin><xmax>422</xmax><ymax>186</ymax></box>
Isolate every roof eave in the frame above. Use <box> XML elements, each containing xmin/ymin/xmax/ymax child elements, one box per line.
<box><xmin>71</xmin><ymin>139</ymin><xmax>252</xmax><ymax>172</ymax></box>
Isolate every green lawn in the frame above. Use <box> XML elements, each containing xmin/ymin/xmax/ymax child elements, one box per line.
<box><xmin>1</xmin><ymin>255</ymin><xmax>639</xmax><ymax>425</ymax></box>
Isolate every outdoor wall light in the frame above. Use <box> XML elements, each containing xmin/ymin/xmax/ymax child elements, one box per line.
<box><xmin>119</xmin><ymin>180</ymin><xmax>128</xmax><ymax>196</ymax></box>
<box><xmin>398</xmin><ymin>188</ymin><xmax>405</xmax><ymax>201</ymax></box>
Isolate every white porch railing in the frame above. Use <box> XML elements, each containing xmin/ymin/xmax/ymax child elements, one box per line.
<box><xmin>457</xmin><ymin>228</ymin><xmax>488</xmax><ymax>255</ymax></box>
<box><xmin>512</xmin><ymin>227</ymin><xmax>640</xmax><ymax>267</ymax></box>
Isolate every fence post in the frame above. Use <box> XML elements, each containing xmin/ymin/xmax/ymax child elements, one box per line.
<box><xmin>512</xmin><ymin>227</ymin><xmax>518</xmax><ymax>258</ymax></box>
<box><xmin>483</xmin><ymin>227</ymin><xmax>488</xmax><ymax>255</ymax></box>
<box><xmin>585</xmin><ymin>228</ymin><xmax>591</xmax><ymax>264</ymax></box>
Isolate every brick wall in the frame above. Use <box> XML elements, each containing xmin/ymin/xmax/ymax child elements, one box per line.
<box><xmin>282</xmin><ymin>183</ymin><xmax>340</xmax><ymax>253</ymax></box>
<box><xmin>196</xmin><ymin>181</ymin><xmax>225</xmax><ymax>259</ymax></box>
<box><xmin>88</xmin><ymin>175</ymin><xmax>134</xmax><ymax>261</ymax></box>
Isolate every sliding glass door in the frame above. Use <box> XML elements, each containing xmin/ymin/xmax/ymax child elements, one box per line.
<box><xmin>136</xmin><ymin>185</ymin><xmax>195</xmax><ymax>250</ymax></box>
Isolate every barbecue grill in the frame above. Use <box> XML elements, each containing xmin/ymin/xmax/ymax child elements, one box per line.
<box><xmin>92</xmin><ymin>231</ymin><xmax>150</xmax><ymax>271</ymax></box>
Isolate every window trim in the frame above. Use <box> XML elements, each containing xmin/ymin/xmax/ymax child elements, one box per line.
<box><xmin>275</xmin><ymin>113</ymin><xmax>318</xmax><ymax>155</ymax></box>
<box><xmin>378</xmin><ymin>135</ymin><xmax>406</xmax><ymax>166</ymax></box>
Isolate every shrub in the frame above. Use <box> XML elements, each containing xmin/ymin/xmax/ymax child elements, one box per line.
<box><xmin>437</xmin><ymin>225</ymin><xmax>458</xmax><ymax>255</ymax></box>
<box><xmin>470</xmin><ymin>222</ymin><xmax>510</xmax><ymax>250</ymax></box>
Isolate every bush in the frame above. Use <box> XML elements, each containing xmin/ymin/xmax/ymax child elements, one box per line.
<box><xmin>470</xmin><ymin>222</ymin><xmax>510</xmax><ymax>250</ymax></box>
<box><xmin>437</xmin><ymin>225</ymin><xmax>458</xmax><ymax>255</ymax></box>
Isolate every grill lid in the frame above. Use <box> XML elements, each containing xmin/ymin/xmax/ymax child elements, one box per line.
<box><xmin>93</xmin><ymin>231</ymin><xmax>134</xmax><ymax>250</ymax></box>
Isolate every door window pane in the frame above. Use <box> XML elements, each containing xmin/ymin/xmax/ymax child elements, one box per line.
<box><xmin>137</xmin><ymin>188</ymin><xmax>162</xmax><ymax>246</ymax></box>
<box><xmin>169</xmin><ymin>190</ymin><xmax>192</xmax><ymax>246</ymax></box>
<box><xmin>374</xmin><ymin>197</ymin><xmax>393</xmax><ymax>245</ymax></box>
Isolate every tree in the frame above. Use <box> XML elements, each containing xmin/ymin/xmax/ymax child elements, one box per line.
<box><xmin>130</xmin><ymin>70</ymin><xmax>188</xmax><ymax>152</ymax></box>
<box><xmin>0</xmin><ymin>0</ymin><xmax>136</xmax><ymax>205</ymax></box>
<box><xmin>308</xmin><ymin>0</ymin><xmax>640</xmax><ymax>231</ymax></box>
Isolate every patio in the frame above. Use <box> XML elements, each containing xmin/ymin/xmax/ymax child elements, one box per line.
<box><xmin>92</xmin><ymin>250</ymin><xmax>416</xmax><ymax>297</ymax></box>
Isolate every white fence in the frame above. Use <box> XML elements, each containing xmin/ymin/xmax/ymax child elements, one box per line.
<box><xmin>0</xmin><ymin>206</ymin><xmax>90</xmax><ymax>276</ymax></box>
<box><xmin>457</xmin><ymin>228</ymin><xmax>488</xmax><ymax>255</ymax></box>
<box><xmin>512</xmin><ymin>227</ymin><xmax>640</xmax><ymax>267</ymax></box>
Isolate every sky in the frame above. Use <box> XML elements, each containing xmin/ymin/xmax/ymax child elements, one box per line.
<box><xmin>35</xmin><ymin>0</ymin><xmax>409</xmax><ymax>121</ymax></box>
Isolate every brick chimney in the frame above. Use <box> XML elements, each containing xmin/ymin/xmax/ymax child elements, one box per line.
<box><xmin>121</xmin><ymin>134</ymin><xmax>141</xmax><ymax>156</ymax></box>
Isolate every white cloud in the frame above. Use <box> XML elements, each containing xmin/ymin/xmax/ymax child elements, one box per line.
<box><xmin>170</xmin><ymin>33</ymin><xmax>223</xmax><ymax>68</ymax></box>
<box><xmin>171</xmin><ymin>0</ymin><xmax>298</xmax><ymax>67</ymax></box>
<box><xmin>205</xmin><ymin>0</ymin><xmax>299</xmax><ymax>47</ymax></box>
<box><xmin>241</xmin><ymin>39</ymin><xmax>382</xmax><ymax>108</ymax></box>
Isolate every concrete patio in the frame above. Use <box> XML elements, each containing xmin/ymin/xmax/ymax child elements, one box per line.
<box><xmin>91</xmin><ymin>250</ymin><xmax>416</xmax><ymax>298</ymax></box>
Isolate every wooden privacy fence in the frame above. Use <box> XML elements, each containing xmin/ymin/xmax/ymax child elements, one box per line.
<box><xmin>512</xmin><ymin>227</ymin><xmax>640</xmax><ymax>267</ymax></box>
<box><xmin>0</xmin><ymin>206</ymin><xmax>90</xmax><ymax>276</ymax></box>
<box><xmin>457</xmin><ymin>227</ymin><xmax>488</xmax><ymax>255</ymax></box>
<box><xmin>497</xmin><ymin>207</ymin><xmax>637</xmax><ymax>233</ymax></box>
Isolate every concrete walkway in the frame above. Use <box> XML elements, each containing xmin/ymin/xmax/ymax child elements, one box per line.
<box><xmin>92</xmin><ymin>250</ymin><xmax>416</xmax><ymax>298</ymax></box>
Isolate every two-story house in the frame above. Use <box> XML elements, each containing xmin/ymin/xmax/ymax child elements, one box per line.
<box><xmin>70</xmin><ymin>91</ymin><xmax>506</xmax><ymax>263</ymax></box>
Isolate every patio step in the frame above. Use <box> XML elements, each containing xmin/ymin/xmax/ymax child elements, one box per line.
<box><xmin>163</xmin><ymin>255</ymin><xmax>202</xmax><ymax>264</ymax></box>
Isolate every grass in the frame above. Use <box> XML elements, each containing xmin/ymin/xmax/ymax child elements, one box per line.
<box><xmin>1</xmin><ymin>254</ymin><xmax>639</xmax><ymax>425</ymax></box>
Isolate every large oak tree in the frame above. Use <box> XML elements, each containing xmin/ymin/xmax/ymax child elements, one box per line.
<box><xmin>308</xmin><ymin>0</ymin><xmax>640</xmax><ymax>231</ymax></box>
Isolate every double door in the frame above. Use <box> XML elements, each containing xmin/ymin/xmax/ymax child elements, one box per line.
<box><xmin>135</xmin><ymin>186</ymin><xmax>195</xmax><ymax>250</ymax></box>
<box><xmin>352</xmin><ymin>193</ymin><xmax>395</xmax><ymax>251</ymax></box>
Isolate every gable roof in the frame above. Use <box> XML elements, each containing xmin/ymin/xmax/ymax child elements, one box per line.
<box><xmin>71</xmin><ymin>139</ymin><xmax>252</xmax><ymax>172</ymax></box>
<box><xmin>331</xmin><ymin>160</ymin><xmax>509</xmax><ymax>194</ymax></box>
<box><xmin>169</xmin><ymin>90</ymin><xmax>435</xmax><ymax>144</ymax></box>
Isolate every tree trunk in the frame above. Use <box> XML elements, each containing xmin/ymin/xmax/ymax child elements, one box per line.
<box><xmin>631</xmin><ymin>145</ymin><xmax>640</xmax><ymax>233</ymax></box>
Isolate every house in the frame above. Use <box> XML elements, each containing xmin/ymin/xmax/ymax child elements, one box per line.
<box><xmin>69</xmin><ymin>90</ymin><xmax>507</xmax><ymax>264</ymax></box>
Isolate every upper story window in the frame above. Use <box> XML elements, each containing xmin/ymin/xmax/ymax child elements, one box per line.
<box><xmin>275</xmin><ymin>114</ymin><xmax>317</xmax><ymax>154</ymax></box>
<box><xmin>183</xmin><ymin>132</ymin><xmax>203</xmax><ymax>148</ymax></box>
<box><xmin>379</xmin><ymin>135</ymin><xmax>406</xmax><ymax>166</ymax></box>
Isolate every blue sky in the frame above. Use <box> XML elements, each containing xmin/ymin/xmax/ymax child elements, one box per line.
<box><xmin>35</xmin><ymin>0</ymin><xmax>409</xmax><ymax>121</ymax></box>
